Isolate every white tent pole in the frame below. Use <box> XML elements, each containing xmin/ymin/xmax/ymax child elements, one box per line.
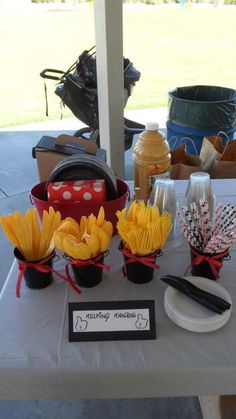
<box><xmin>94</xmin><ymin>0</ymin><xmax>124</xmax><ymax>178</ymax></box>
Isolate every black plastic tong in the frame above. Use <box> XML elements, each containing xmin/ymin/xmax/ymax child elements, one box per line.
<box><xmin>160</xmin><ymin>275</ymin><xmax>231</xmax><ymax>315</ymax></box>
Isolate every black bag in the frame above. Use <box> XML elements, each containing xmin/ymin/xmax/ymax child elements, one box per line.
<box><xmin>55</xmin><ymin>74</ymin><xmax>99</xmax><ymax>129</ymax></box>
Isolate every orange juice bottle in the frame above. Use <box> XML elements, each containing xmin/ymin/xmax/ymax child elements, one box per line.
<box><xmin>133</xmin><ymin>122</ymin><xmax>171</xmax><ymax>202</ymax></box>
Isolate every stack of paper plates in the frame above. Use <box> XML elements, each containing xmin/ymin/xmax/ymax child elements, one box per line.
<box><xmin>164</xmin><ymin>276</ymin><xmax>232</xmax><ymax>333</ymax></box>
<box><xmin>47</xmin><ymin>154</ymin><xmax>117</xmax><ymax>200</ymax></box>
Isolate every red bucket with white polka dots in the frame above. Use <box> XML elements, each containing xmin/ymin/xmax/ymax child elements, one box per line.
<box><xmin>30</xmin><ymin>179</ymin><xmax>129</xmax><ymax>236</ymax></box>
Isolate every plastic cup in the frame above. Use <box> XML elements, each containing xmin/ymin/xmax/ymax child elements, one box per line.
<box><xmin>185</xmin><ymin>172</ymin><xmax>215</xmax><ymax>220</ymax></box>
<box><xmin>149</xmin><ymin>179</ymin><xmax>176</xmax><ymax>211</ymax></box>
<box><xmin>148</xmin><ymin>178</ymin><xmax>177</xmax><ymax>239</ymax></box>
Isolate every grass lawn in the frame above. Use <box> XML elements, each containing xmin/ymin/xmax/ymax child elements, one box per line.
<box><xmin>0</xmin><ymin>3</ymin><xmax>236</xmax><ymax>127</ymax></box>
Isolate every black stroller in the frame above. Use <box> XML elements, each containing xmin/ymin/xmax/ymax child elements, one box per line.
<box><xmin>40</xmin><ymin>46</ymin><xmax>145</xmax><ymax>151</ymax></box>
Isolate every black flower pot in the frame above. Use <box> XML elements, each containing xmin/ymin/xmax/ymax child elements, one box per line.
<box><xmin>14</xmin><ymin>247</ymin><xmax>53</xmax><ymax>290</ymax></box>
<box><xmin>71</xmin><ymin>254</ymin><xmax>105</xmax><ymax>288</ymax></box>
<box><xmin>190</xmin><ymin>245</ymin><xmax>226</xmax><ymax>280</ymax></box>
<box><xmin>119</xmin><ymin>242</ymin><xmax>159</xmax><ymax>284</ymax></box>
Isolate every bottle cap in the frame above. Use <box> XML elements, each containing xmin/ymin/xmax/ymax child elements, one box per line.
<box><xmin>145</xmin><ymin>122</ymin><xmax>159</xmax><ymax>131</ymax></box>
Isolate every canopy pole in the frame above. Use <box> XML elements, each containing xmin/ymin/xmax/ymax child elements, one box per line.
<box><xmin>94</xmin><ymin>0</ymin><xmax>124</xmax><ymax>178</ymax></box>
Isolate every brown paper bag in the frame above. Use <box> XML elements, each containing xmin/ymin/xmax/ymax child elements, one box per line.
<box><xmin>211</xmin><ymin>140</ymin><xmax>236</xmax><ymax>179</ymax></box>
<box><xmin>205</xmin><ymin>135</ymin><xmax>224</xmax><ymax>154</ymax></box>
<box><xmin>221</xmin><ymin>140</ymin><xmax>236</xmax><ymax>161</ymax></box>
<box><xmin>199</xmin><ymin>136</ymin><xmax>222</xmax><ymax>174</ymax></box>
<box><xmin>211</xmin><ymin>160</ymin><xmax>236</xmax><ymax>179</ymax></box>
<box><xmin>170</xmin><ymin>145</ymin><xmax>201</xmax><ymax>180</ymax></box>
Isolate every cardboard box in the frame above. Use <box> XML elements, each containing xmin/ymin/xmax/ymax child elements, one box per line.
<box><xmin>32</xmin><ymin>134</ymin><xmax>107</xmax><ymax>182</ymax></box>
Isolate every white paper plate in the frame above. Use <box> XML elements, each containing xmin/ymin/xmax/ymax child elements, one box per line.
<box><xmin>164</xmin><ymin>276</ymin><xmax>232</xmax><ymax>333</ymax></box>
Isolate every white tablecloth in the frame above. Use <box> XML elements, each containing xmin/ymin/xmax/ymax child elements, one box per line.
<box><xmin>0</xmin><ymin>179</ymin><xmax>236</xmax><ymax>400</ymax></box>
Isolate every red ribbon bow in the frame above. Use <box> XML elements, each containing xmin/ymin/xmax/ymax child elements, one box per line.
<box><xmin>15</xmin><ymin>252</ymin><xmax>68</xmax><ymax>298</ymax></box>
<box><xmin>65</xmin><ymin>256</ymin><xmax>110</xmax><ymax>288</ymax></box>
<box><xmin>121</xmin><ymin>247</ymin><xmax>160</xmax><ymax>276</ymax></box>
<box><xmin>191</xmin><ymin>248</ymin><xmax>228</xmax><ymax>280</ymax></box>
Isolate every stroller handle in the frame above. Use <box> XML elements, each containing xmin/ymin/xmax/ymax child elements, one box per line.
<box><xmin>40</xmin><ymin>69</ymin><xmax>65</xmax><ymax>81</ymax></box>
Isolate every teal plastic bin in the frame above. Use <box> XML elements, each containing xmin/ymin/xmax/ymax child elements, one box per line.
<box><xmin>167</xmin><ymin>85</ymin><xmax>236</xmax><ymax>154</ymax></box>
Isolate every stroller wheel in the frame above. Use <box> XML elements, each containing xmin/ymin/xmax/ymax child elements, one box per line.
<box><xmin>74</xmin><ymin>127</ymin><xmax>100</xmax><ymax>146</ymax></box>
